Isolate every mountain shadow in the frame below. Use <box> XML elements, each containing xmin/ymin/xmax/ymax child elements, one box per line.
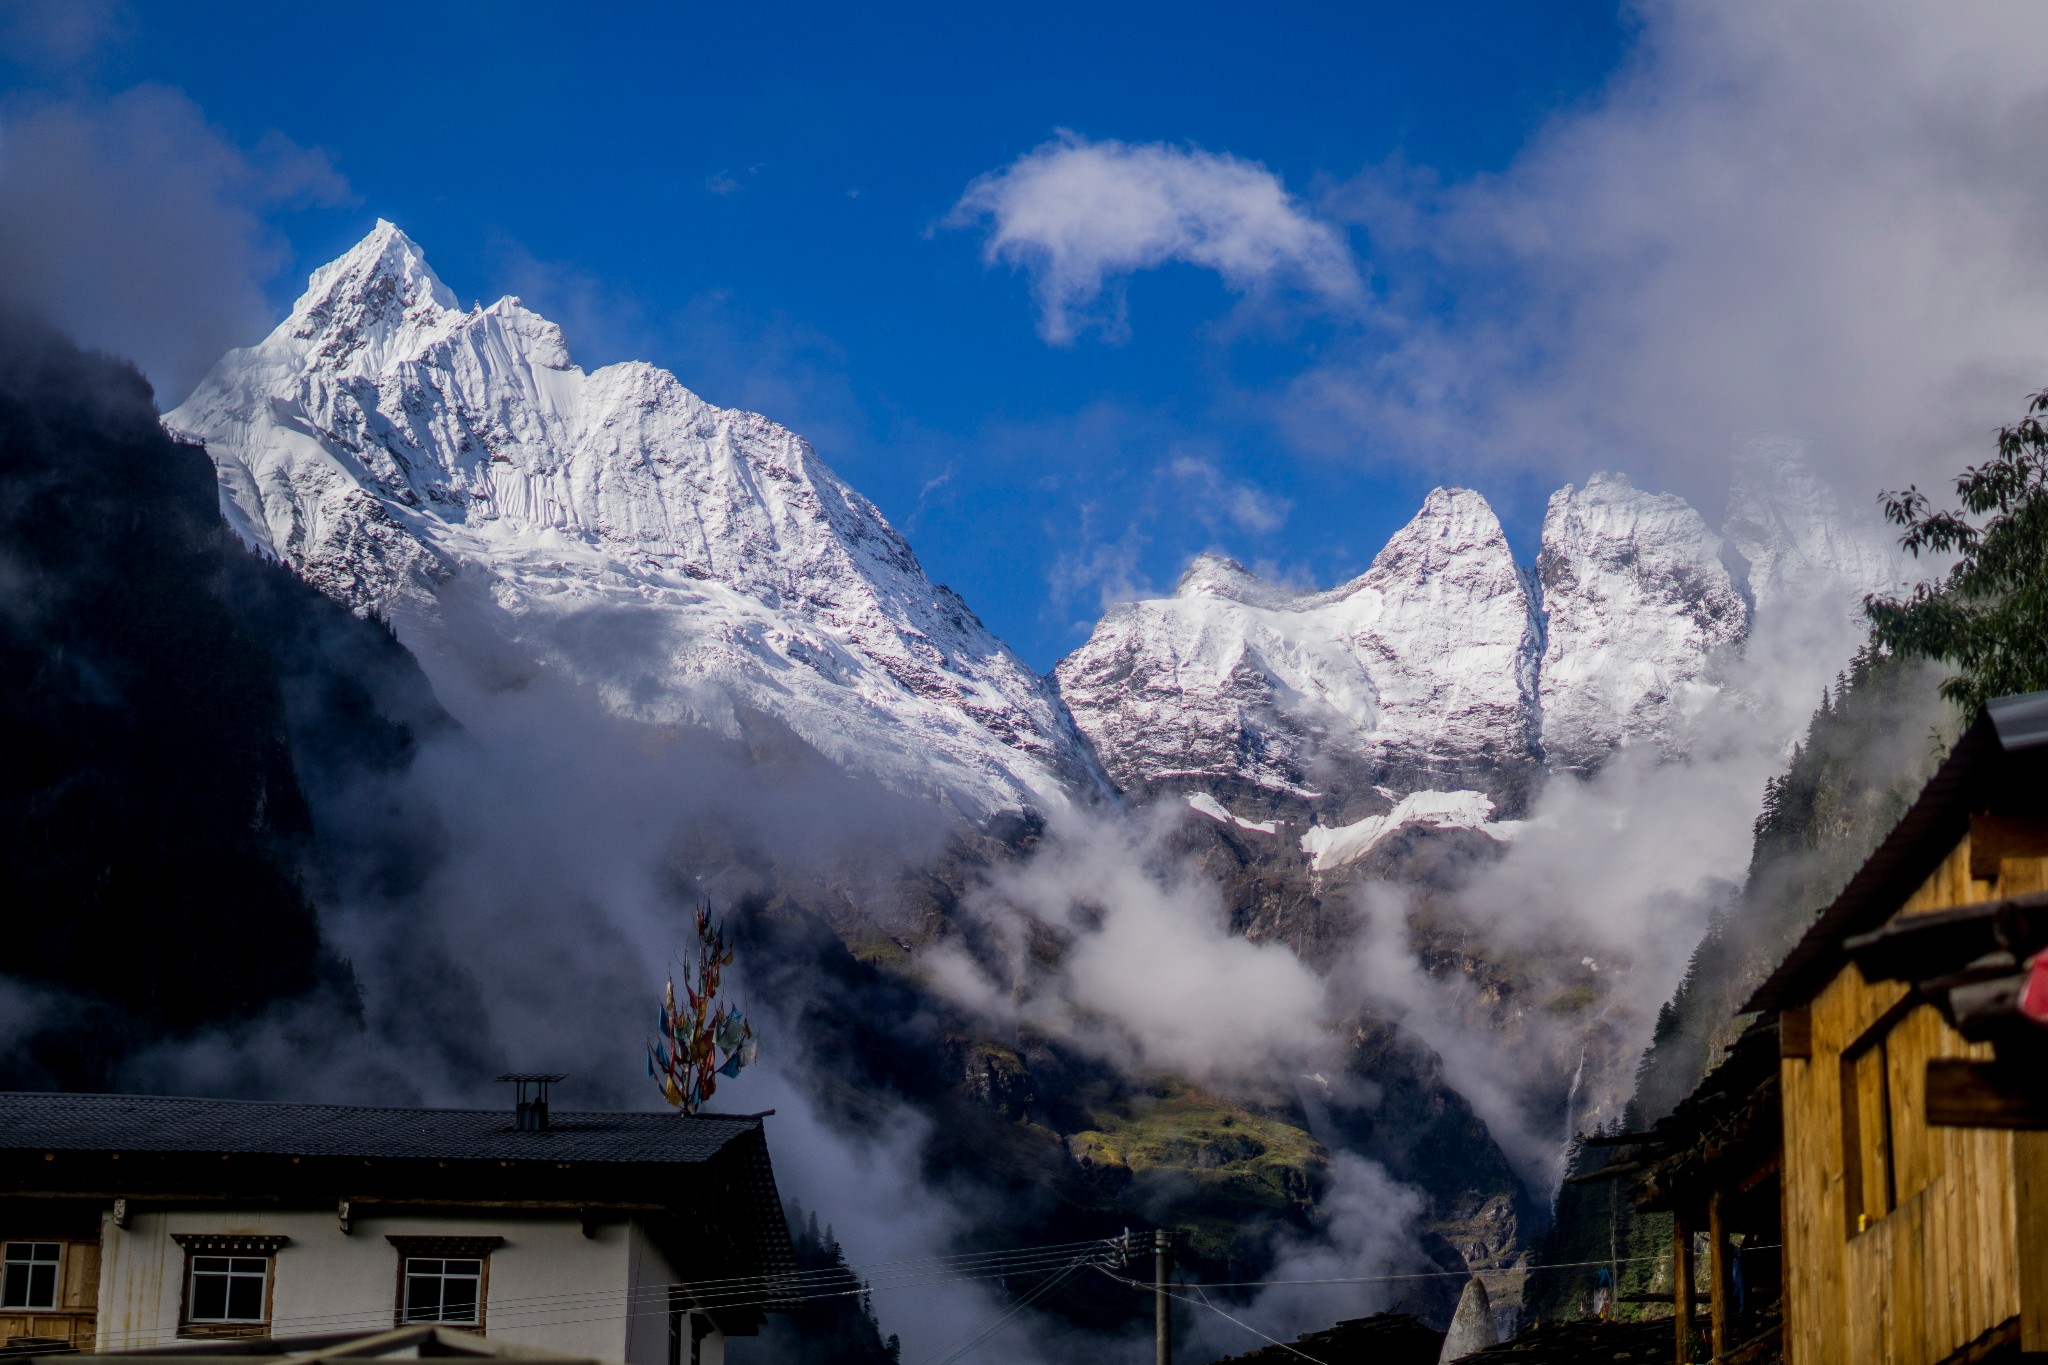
<box><xmin>0</xmin><ymin>314</ymin><xmax>447</xmax><ymax>1087</ymax></box>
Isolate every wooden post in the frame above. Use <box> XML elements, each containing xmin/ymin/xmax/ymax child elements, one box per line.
<box><xmin>1155</xmin><ymin>1228</ymin><xmax>1172</xmax><ymax>1365</ymax></box>
<box><xmin>1673</xmin><ymin>1211</ymin><xmax>1695</xmax><ymax>1364</ymax></box>
<box><xmin>2018</xmin><ymin>1131</ymin><xmax>2048</xmax><ymax>1353</ymax></box>
<box><xmin>1707</xmin><ymin>1189</ymin><xmax>1732</xmax><ymax>1363</ymax></box>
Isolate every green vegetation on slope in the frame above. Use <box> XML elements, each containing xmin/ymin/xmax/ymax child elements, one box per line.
<box><xmin>1066</xmin><ymin>1080</ymin><xmax>1326</xmax><ymax>1263</ymax></box>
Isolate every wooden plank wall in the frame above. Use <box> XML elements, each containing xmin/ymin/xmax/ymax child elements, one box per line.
<box><xmin>1781</xmin><ymin>838</ymin><xmax>2048</xmax><ymax>1365</ymax></box>
<box><xmin>0</xmin><ymin>1237</ymin><xmax>100</xmax><ymax>1350</ymax></box>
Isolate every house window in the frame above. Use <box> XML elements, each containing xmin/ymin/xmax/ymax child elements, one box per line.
<box><xmin>1840</xmin><ymin>1002</ymin><xmax>1955</xmax><ymax>1235</ymax></box>
<box><xmin>187</xmin><ymin>1257</ymin><xmax>269</xmax><ymax>1324</ymax></box>
<box><xmin>402</xmin><ymin>1259</ymin><xmax>483</xmax><ymax>1324</ymax></box>
<box><xmin>1</xmin><ymin>1243</ymin><xmax>60</xmax><ymax>1311</ymax></box>
<box><xmin>1842</xmin><ymin>1019</ymin><xmax>1898</xmax><ymax>1233</ymax></box>
<box><xmin>386</xmin><ymin>1236</ymin><xmax>502</xmax><ymax>1330</ymax></box>
<box><xmin>170</xmin><ymin>1233</ymin><xmax>288</xmax><ymax>1336</ymax></box>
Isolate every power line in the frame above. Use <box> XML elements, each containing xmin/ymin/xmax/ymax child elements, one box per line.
<box><xmin>918</xmin><ymin>1257</ymin><xmax>1098</xmax><ymax>1365</ymax></box>
<box><xmin>1097</xmin><ymin>1252</ymin><xmax>1665</xmax><ymax>1291</ymax></box>
<box><xmin>1179</xmin><ymin>1281</ymin><xmax>1329</xmax><ymax>1365</ymax></box>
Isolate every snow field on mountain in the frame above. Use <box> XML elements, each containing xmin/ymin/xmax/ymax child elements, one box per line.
<box><xmin>1055</xmin><ymin>488</ymin><xmax>1541</xmax><ymax>810</ymax></box>
<box><xmin>1297</xmin><ymin>789</ymin><xmax>1523</xmax><ymax>871</ymax></box>
<box><xmin>1184</xmin><ymin>792</ymin><xmax>1281</xmax><ymax>834</ymax></box>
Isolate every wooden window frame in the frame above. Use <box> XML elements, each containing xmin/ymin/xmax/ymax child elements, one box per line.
<box><xmin>170</xmin><ymin>1235</ymin><xmax>287</xmax><ymax>1339</ymax></box>
<box><xmin>386</xmin><ymin>1236</ymin><xmax>503</xmax><ymax>1332</ymax></box>
<box><xmin>1</xmin><ymin>1241</ymin><xmax>63</xmax><ymax>1313</ymax></box>
<box><xmin>1840</xmin><ymin>999</ymin><xmax>1917</xmax><ymax>1237</ymax></box>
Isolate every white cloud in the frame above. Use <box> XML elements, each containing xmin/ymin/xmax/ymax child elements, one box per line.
<box><xmin>951</xmin><ymin>132</ymin><xmax>1361</xmax><ymax>344</ymax></box>
<box><xmin>1292</xmin><ymin>0</ymin><xmax>2048</xmax><ymax>506</ymax></box>
<box><xmin>0</xmin><ymin>85</ymin><xmax>352</xmax><ymax>402</ymax></box>
<box><xmin>1169</xmin><ymin>453</ymin><xmax>1292</xmax><ymax>533</ymax></box>
<box><xmin>0</xmin><ymin>0</ymin><xmax>129</xmax><ymax>72</ymax></box>
<box><xmin>927</xmin><ymin>803</ymin><xmax>1334</xmax><ymax>1085</ymax></box>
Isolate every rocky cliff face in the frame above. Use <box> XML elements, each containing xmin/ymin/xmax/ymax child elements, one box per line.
<box><xmin>168</xmin><ymin>222</ymin><xmax>1107</xmax><ymax>820</ymax></box>
<box><xmin>1535</xmin><ymin>472</ymin><xmax>1749</xmax><ymax>774</ymax></box>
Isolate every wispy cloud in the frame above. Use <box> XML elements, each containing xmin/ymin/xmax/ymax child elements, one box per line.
<box><xmin>0</xmin><ymin>0</ymin><xmax>130</xmax><ymax>73</ymax></box>
<box><xmin>950</xmin><ymin>131</ymin><xmax>1361</xmax><ymax>344</ymax></box>
<box><xmin>1169</xmin><ymin>453</ymin><xmax>1292</xmax><ymax>533</ymax></box>
<box><xmin>0</xmin><ymin>85</ymin><xmax>353</xmax><ymax>403</ymax></box>
<box><xmin>1288</xmin><ymin>0</ymin><xmax>2048</xmax><ymax>504</ymax></box>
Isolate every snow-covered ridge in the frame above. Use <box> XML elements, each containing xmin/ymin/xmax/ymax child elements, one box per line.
<box><xmin>1535</xmin><ymin>472</ymin><xmax>1748</xmax><ymax>774</ymax></box>
<box><xmin>1722</xmin><ymin>433</ymin><xmax>1908</xmax><ymax>618</ymax></box>
<box><xmin>1058</xmin><ymin>458</ymin><xmax>1901</xmax><ymax>819</ymax></box>
<box><xmin>169</xmin><ymin>221</ymin><xmax>1107</xmax><ymax>819</ymax></box>
<box><xmin>1053</xmin><ymin>488</ymin><xmax>1543</xmax><ymax>819</ymax></box>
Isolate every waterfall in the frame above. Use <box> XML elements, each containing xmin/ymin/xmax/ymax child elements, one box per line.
<box><xmin>1562</xmin><ymin>1046</ymin><xmax>1587</xmax><ymax>1152</ymax></box>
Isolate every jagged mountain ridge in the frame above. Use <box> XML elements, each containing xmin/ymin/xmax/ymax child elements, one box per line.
<box><xmin>167</xmin><ymin>224</ymin><xmax>1903</xmax><ymax>840</ymax></box>
<box><xmin>168</xmin><ymin>222</ymin><xmax>1107</xmax><ymax>820</ymax></box>
<box><xmin>1535</xmin><ymin>472</ymin><xmax>1749</xmax><ymax>774</ymax></box>
<box><xmin>1053</xmin><ymin>488</ymin><xmax>1543</xmax><ymax>824</ymax></box>
<box><xmin>1060</xmin><ymin>459</ymin><xmax>1904</xmax><ymax>847</ymax></box>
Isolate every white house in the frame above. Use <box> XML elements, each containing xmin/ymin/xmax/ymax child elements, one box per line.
<box><xmin>0</xmin><ymin>1081</ymin><xmax>794</xmax><ymax>1365</ymax></box>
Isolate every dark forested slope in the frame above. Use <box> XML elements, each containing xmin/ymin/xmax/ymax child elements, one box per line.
<box><xmin>0</xmin><ymin>315</ymin><xmax>443</xmax><ymax>1086</ymax></box>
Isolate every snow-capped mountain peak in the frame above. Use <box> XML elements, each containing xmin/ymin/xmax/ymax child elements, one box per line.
<box><xmin>1053</xmin><ymin>487</ymin><xmax>1542</xmax><ymax>821</ymax></box>
<box><xmin>168</xmin><ymin>223</ymin><xmax>1106</xmax><ymax>819</ymax></box>
<box><xmin>1173</xmin><ymin>551</ymin><xmax>1301</xmax><ymax>609</ymax></box>
<box><xmin>283</xmin><ymin>220</ymin><xmax>465</xmax><ymax>375</ymax></box>
<box><xmin>1535</xmin><ymin>471</ymin><xmax>1748</xmax><ymax>773</ymax></box>
<box><xmin>1721</xmin><ymin>433</ymin><xmax>1907</xmax><ymax>617</ymax></box>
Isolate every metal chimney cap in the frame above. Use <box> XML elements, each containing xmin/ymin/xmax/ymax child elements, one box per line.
<box><xmin>495</xmin><ymin>1072</ymin><xmax>568</xmax><ymax>1083</ymax></box>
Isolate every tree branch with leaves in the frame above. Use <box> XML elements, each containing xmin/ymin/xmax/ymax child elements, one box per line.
<box><xmin>1866</xmin><ymin>387</ymin><xmax>2048</xmax><ymax>713</ymax></box>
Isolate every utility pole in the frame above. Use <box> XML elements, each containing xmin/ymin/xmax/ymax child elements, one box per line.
<box><xmin>1608</xmin><ymin>1180</ymin><xmax>1619</xmax><ymax>1318</ymax></box>
<box><xmin>1154</xmin><ymin>1228</ymin><xmax>1173</xmax><ymax>1365</ymax></box>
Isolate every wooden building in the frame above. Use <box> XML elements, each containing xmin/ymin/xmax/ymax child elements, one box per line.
<box><xmin>0</xmin><ymin>1084</ymin><xmax>795</xmax><ymax>1364</ymax></box>
<box><xmin>1624</xmin><ymin>1015</ymin><xmax>1785</xmax><ymax>1363</ymax></box>
<box><xmin>1620</xmin><ymin>690</ymin><xmax>2048</xmax><ymax>1365</ymax></box>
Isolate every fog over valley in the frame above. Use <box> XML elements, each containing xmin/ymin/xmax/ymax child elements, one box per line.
<box><xmin>5</xmin><ymin>3</ymin><xmax>2048</xmax><ymax>1360</ymax></box>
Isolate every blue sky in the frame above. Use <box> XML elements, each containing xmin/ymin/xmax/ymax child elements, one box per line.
<box><xmin>10</xmin><ymin>3</ymin><xmax>2048</xmax><ymax>670</ymax></box>
<box><xmin>0</xmin><ymin>1</ymin><xmax>1630</xmax><ymax>668</ymax></box>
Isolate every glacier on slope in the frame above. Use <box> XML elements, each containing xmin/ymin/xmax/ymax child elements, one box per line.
<box><xmin>167</xmin><ymin>221</ymin><xmax>1106</xmax><ymax>819</ymax></box>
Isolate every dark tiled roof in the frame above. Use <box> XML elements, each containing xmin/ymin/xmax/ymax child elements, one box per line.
<box><xmin>1464</xmin><ymin>1315</ymin><xmax>1674</xmax><ymax>1361</ymax></box>
<box><xmin>0</xmin><ymin>1092</ymin><xmax>762</xmax><ymax>1165</ymax></box>
<box><xmin>1206</xmin><ymin>1311</ymin><xmax>1442</xmax><ymax>1364</ymax></box>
